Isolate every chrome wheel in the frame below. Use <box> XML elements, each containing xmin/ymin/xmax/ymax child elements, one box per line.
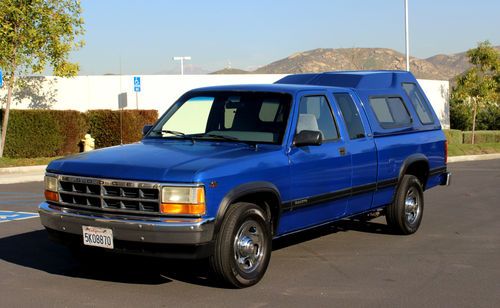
<box><xmin>405</xmin><ymin>187</ymin><xmax>421</xmax><ymax>225</ymax></box>
<box><xmin>234</xmin><ymin>220</ymin><xmax>265</xmax><ymax>274</ymax></box>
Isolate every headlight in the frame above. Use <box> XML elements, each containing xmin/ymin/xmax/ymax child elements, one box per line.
<box><xmin>160</xmin><ymin>186</ymin><xmax>205</xmax><ymax>215</ymax></box>
<box><xmin>44</xmin><ymin>175</ymin><xmax>59</xmax><ymax>202</ymax></box>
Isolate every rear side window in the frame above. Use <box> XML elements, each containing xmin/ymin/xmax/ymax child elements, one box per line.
<box><xmin>334</xmin><ymin>93</ymin><xmax>365</xmax><ymax>139</ymax></box>
<box><xmin>402</xmin><ymin>83</ymin><xmax>435</xmax><ymax>125</ymax></box>
<box><xmin>369</xmin><ymin>96</ymin><xmax>412</xmax><ymax>128</ymax></box>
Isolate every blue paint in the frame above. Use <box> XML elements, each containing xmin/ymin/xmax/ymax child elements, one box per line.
<box><xmin>0</xmin><ymin>68</ymin><xmax>3</xmax><ymax>87</ymax></box>
<box><xmin>0</xmin><ymin>211</ymin><xmax>39</xmax><ymax>223</ymax></box>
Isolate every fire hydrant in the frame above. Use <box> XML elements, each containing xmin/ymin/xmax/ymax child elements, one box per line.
<box><xmin>81</xmin><ymin>134</ymin><xmax>95</xmax><ymax>152</ymax></box>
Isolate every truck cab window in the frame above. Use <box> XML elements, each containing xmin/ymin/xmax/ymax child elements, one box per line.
<box><xmin>334</xmin><ymin>93</ymin><xmax>365</xmax><ymax>139</ymax></box>
<box><xmin>297</xmin><ymin>95</ymin><xmax>339</xmax><ymax>141</ymax></box>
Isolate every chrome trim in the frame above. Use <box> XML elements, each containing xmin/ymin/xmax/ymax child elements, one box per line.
<box><xmin>60</xmin><ymin>191</ymin><xmax>158</xmax><ymax>202</ymax></box>
<box><xmin>48</xmin><ymin>173</ymin><xmax>203</xmax><ymax>188</ymax></box>
<box><xmin>38</xmin><ymin>202</ymin><xmax>214</xmax><ymax>244</ymax></box>
<box><xmin>57</xmin><ymin>201</ymin><xmax>160</xmax><ymax>217</ymax></box>
<box><xmin>440</xmin><ymin>172</ymin><xmax>451</xmax><ymax>186</ymax></box>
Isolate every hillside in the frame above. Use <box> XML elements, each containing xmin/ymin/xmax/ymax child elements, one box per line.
<box><xmin>426</xmin><ymin>46</ymin><xmax>500</xmax><ymax>78</ymax></box>
<box><xmin>210</xmin><ymin>68</ymin><xmax>250</xmax><ymax>74</ymax></box>
<box><xmin>213</xmin><ymin>46</ymin><xmax>500</xmax><ymax>80</ymax></box>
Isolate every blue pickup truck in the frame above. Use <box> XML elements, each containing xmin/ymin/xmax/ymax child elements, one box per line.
<box><xmin>39</xmin><ymin>70</ymin><xmax>450</xmax><ymax>288</ymax></box>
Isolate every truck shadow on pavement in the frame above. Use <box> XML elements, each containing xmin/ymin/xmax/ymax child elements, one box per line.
<box><xmin>0</xmin><ymin>219</ymin><xmax>393</xmax><ymax>288</ymax></box>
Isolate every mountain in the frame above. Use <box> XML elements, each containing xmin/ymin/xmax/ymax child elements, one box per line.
<box><xmin>426</xmin><ymin>46</ymin><xmax>500</xmax><ymax>78</ymax></box>
<box><xmin>210</xmin><ymin>68</ymin><xmax>250</xmax><ymax>74</ymax></box>
<box><xmin>212</xmin><ymin>46</ymin><xmax>500</xmax><ymax>80</ymax></box>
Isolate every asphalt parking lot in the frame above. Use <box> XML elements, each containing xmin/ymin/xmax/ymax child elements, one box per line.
<box><xmin>0</xmin><ymin>160</ymin><xmax>499</xmax><ymax>307</ymax></box>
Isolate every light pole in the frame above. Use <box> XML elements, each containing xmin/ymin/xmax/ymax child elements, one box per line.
<box><xmin>173</xmin><ymin>56</ymin><xmax>191</xmax><ymax>75</ymax></box>
<box><xmin>405</xmin><ymin>0</ymin><xmax>410</xmax><ymax>71</ymax></box>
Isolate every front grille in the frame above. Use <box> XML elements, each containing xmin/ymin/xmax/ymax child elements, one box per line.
<box><xmin>57</xmin><ymin>175</ymin><xmax>161</xmax><ymax>214</ymax></box>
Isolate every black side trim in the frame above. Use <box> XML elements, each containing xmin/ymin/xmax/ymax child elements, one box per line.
<box><xmin>282</xmin><ymin>179</ymin><xmax>397</xmax><ymax>213</ymax></box>
<box><xmin>377</xmin><ymin>178</ymin><xmax>399</xmax><ymax>189</ymax></box>
<box><xmin>429</xmin><ymin>166</ymin><xmax>447</xmax><ymax>176</ymax></box>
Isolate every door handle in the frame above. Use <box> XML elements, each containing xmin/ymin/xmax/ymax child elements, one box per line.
<box><xmin>339</xmin><ymin>147</ymin><xmax>346</xmax><ymax>156</ymax></box>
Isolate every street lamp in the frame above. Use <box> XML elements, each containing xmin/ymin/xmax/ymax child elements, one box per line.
<box><xmin>405</xmin><ymin>0</ymin><xmax>410</xmax><ymax>71</ymax></box>
<box><xmin>173</xmin><ymin>56</ymin><xmax>191</xmax><ymax>75</ymax></box>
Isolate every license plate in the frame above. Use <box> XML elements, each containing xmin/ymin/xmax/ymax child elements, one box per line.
<box><xmin>82</xmin><ymin>226</ymin><xmax>114</xmax><ymax>249</ymax></box>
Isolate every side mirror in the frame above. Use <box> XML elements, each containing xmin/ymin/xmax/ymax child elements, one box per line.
<box><xmin>294</xmin><ymin>130</ymin><xmax>323</xmax><ymax>147</ymax></box>
<box><xmin>142</xmin><ymin>124</ymin><xmax>153</xmax><ymax>136</ymax></box>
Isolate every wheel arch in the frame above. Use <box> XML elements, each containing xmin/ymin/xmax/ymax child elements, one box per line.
<box><xmin>398</xmin><ymin>154</ymin><xmax>430</xmax><ymax>189</ymax></box>
<box><xmin>214</xmin><ymin>182</ymin><xmax>282</xmax><ymax>236</ymax></box>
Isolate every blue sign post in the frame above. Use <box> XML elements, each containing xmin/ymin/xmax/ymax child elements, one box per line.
<box><xmin>133</xmin><ymin>76</ymin><xmax>140</xmax><ymax>109</ymax></box>
<box><xmin>0</xmin><ymin>68</ymin><xmax>3</xmax><ymax>88</ymax></box>
<box><xmin>133</xmin><ymin>76</ymin><xmax>141</xmax><ymax>92</ymax></box>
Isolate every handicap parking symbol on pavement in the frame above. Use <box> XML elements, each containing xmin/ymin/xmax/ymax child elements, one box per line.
<box><xmin>0</xmin><ymin>210</ymin><xmax>39</xmax><ymax>223</ymax></box>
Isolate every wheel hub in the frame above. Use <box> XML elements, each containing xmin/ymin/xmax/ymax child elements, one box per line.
<box><xmin>237</xmin><ymin>236</ymin><xmax>257</xmax><ymax>255</ymax></box>
<box><xmin>404</xmin><ymin>188</ymin><xmax>420</xmax><ymax>224</ymax></box>
<box><xmin>234</xmin><ymin>221</ymin><xmax>264</xmax><ymax>273</ymax></box>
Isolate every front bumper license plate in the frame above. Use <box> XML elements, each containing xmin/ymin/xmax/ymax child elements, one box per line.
<box><xmin>82</xmin><ymin>226</ymin><xmax>114</xmax><ymax>249</ymax></box>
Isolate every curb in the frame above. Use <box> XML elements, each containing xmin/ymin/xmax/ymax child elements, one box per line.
<box><xmin>0</xmin><ymin>165</ymin><xmax>47</xmax><ymax>174</ymax></box>
<box><xmin>448</xmin><ymin>153</ymin><xmax>500</xmax><ymax>163</ymax></box>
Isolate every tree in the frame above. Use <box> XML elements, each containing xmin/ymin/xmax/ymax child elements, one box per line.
<box><xmin>451</xmin><ymin>41</ymin><xmax>499</xmax><ymax>143</ymax></box>
<box><xmin>0</xmin><ymin>0</ymin><xmax>84</xmax><ymax>157</ymax></box>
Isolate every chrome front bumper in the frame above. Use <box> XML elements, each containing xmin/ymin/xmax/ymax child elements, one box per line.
<box><xmin>38</xmin><ymin>202</ymin><xmax>215</xmax><ymax>245</ymax></box>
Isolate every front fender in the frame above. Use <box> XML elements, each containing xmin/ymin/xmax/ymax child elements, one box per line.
<box><xmin>214</xmin><ymin>181</ymin><xmax>282</xmax><ymax>234</ymax></box>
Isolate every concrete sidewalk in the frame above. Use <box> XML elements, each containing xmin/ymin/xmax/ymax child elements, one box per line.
<box><xmin>1</xmin><ymin>153</ymin><xmax>499</xmax><ymax>185</ymax></box>
<box><xmin>0</xmin><ymin>165</ymin><xmax>46</xmax><ymax>184</ymax></box>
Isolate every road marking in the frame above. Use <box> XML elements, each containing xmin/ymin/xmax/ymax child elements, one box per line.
<box><xmin>0</xmin><ymin>211</ymin><xmax>39</xmax><ymax>223</ymax></box>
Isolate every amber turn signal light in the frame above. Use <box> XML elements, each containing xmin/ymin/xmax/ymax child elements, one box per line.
<box><xmin>44</xmin><ymin>190</ymin><xmax>59</xmax><ymax>202</ymax></box>
<box><xmin>160</xmin><ymin>203</ymin><xmax>206</xmax><ymax>215</ymax></box>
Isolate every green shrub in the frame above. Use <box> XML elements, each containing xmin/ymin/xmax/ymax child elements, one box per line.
<box><xmin>55</xmin><ymin>110</ymin><xmax>88</xmax><ymax>155</ymax></box>
<box><xmin>463</xmin><ymin>131</ymin><xmax>500</xmax><ymax>144</ymax></box>
<box><xmin>1</xmin><ymin>109</ymin><xmax>158</xmax><ymax>158</ymax></box>
<box><xmin>87</xmin><ymin>110</ymin><xmax>121</xmax><ymax>148</ymax></box>
<box><xmin>122</xmin><ymin>110</ymin><xmax>158</xmax><ymax>144</ymax></box>
<box><xmin>87</xmin><ymin>110</ymin><xmax>158</xmax><ymax>148</ymax></box>
<box><xmin>1</xmin><ymin>110</ymin><xmax>88</xmax><ymax>158</ymax></box>
<box><xmin>443</xmin><ymin>129</ymin><xmax>463</xmax><ymax>144</ymax></box>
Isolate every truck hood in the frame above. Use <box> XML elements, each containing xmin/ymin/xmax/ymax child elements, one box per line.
<box><xmin>47</xmin><ymin>140</ymin><xmax>279</xmax><ymax>183</ymax></box>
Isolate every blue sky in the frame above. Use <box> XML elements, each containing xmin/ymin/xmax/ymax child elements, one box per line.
<box><xmin>72</xmin><ymin>0</ymin><xmax>500</xmax><ymax>75</ymax></box>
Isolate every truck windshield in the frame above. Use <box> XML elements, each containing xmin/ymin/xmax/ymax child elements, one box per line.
<box><xmin>148</xmin><ymin>91</ymin><xmax>292</xmax><ymax>144</ymax></box>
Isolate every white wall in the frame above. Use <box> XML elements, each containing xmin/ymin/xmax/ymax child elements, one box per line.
<box><xmin>2</xmin><ymin>74</ymin><xmax>450</xmax><ymax>128</ymax></box>
<box><xmin>417</xmin><ymin>79</ymin><xmax>450</xmax><ymax>128</ymax></box>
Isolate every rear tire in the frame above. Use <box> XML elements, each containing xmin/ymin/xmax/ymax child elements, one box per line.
<box><xmin>386</xmin><ymin>175</ymin><xmax>424</xmax><ymax>235</ymax></box>
<box><xmin>209</xmin><ymin>202</ymin><xmax>272</xmax><ymax>288</ymax></box>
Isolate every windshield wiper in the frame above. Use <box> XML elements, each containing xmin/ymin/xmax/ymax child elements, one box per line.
<box><xmin>151</xmin><ymin>130</ymin><xmax>195</xmax><ymax>143</ymax></box>
<box><xmin>154</xmin><ymin>129</ymin><xmax>185</xmax><ymax>136</ymax></box>
<box><xmin>191</xmin><ymin>133</ymin><xmax>259</xmax><ymax>150</ymax></box>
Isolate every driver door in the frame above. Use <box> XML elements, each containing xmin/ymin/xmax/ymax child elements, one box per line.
<box><xmin>279</xmin><ymin>93</ymin><xmax>351</xmax><ymax>234</ymax></box>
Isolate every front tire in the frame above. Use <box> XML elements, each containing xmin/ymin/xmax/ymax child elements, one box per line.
<box><xmin>209</xmin><ymin>202</ymin><xmax>272</xmax><ymax>288</ymax></box>
<box><xmin>386</xmin><ymin>175</ymin><xmax>424</xmax><ymax>235</ymax></box>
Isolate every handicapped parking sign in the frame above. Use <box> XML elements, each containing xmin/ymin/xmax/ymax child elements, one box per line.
<box><xmin>133</xmin><ymin>76</ymin><xmax>141</xmax><ymax>92</ymax></box>
<box><xmin>0</xmin><ymin>211</ymin><xmax>39</xmax><ymax>223</ymax></box>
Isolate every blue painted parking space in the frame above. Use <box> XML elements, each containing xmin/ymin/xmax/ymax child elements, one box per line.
<box><xmin>0</xmin><ymin>211</ymin><xmax>39</xmax><ymax>223</ymax></box>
